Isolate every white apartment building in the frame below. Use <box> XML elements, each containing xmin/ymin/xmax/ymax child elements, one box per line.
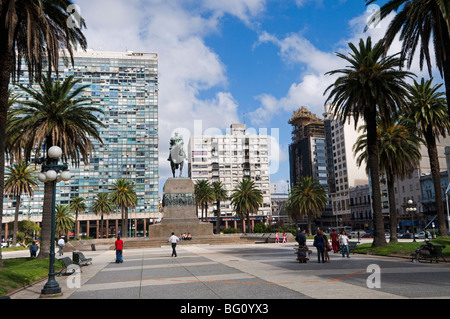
<box><xmin>188</xmin><ymin>124</ymin><xmax>272</xmax><ymax>224</ymax></box>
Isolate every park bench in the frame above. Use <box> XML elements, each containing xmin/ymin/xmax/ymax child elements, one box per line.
<box><xmin>411</xmin><ymin>245</ymin><xmax>447</xmax><ymax>263</ymax></box>
<box><xmin>337</xmin><ymin>241</ymin><xmax>359</xmax><ymax>254</ymax></box>
<box><xmin>348</xmin><ymin>241</ymin><xmax>359</xmax><ymax>253</ymax></box>
<box><xmin>73</xmin><ymin>251</ymin><xmax>92</xmax><ymax>266</ymax></box>
<box><xmin>57</xmin><ymin>257</ymin><xmax>79</xmax><ymax>276</ymax></box>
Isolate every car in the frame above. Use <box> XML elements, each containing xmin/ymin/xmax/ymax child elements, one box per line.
<box><xmin>349</xmin><ymin>231</ymin><xmax>360</xmax><ymax>239</ymax></box>
<box><xmin>416</xmin><ymin>231</ymin><xmax>426</xmax><ymax>239</ymax></box>
<box><xmin>360</xmin><ymin>232</ymin><xmax>374</xmax><ymax>238</ymax></box>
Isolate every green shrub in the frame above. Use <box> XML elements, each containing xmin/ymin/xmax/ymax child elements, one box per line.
<box><xmin>254</xmin><ymin>223</ymin><xmax>271</xmax><ymax>233</ymax></box>
<box><xmin>223</xmin><ymin>228</ymin><xmax>241</xmax><ymax>234</ymax></box>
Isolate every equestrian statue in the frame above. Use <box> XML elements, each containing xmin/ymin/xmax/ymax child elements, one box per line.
<box><xmin>168</xmin><ymin>132</ymin><xmax>187</xmax><ymax>178</ymax></box>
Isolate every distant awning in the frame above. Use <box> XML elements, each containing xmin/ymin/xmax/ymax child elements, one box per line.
<box><xmin>400</xmin><ymin>221</ymin><xmax>420</xmax><ymax>226</ymax></box>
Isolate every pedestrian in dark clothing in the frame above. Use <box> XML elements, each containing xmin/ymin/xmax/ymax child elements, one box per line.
<box><xmin>29</xmin><ymin>241</ymin><xmax>39</xmax><ymax>258</ymax></box>
<box><xmin>295</xmin><ymin>229</ymin><xmax>307</xmax><ymax>247</ymax></box>
<box><xmin>313</xmin><ymin>230</ymin><xmax>326</xmax><ymax>263</ymax></box>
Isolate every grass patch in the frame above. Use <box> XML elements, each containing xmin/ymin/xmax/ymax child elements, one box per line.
<box><xmin>354</xmin><ymin>237</ymin><xmax>450</xmax><ymax>257</ymax></box>
<box><xmin>0</xmin><ymin>258</ymin><xmax>63</xmax><ymax>297</ymax></box>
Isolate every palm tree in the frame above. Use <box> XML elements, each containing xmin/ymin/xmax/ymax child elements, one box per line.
<box><xmin>69</xmin><ymin>197</ymin><xmax>87</xmax><ymax>239</ymax></box>
<box><xmin>324</xmin><ymin>37</ymin><xmax>414</xmax><ymax>247</ymax></box>
<box><xmin>7</xmin><ymin>75</ymin><xmax>104</xmax><ymax>258</ymax></box>
<box><xmin>110</xmin><ymin>179</ymin><xmax>137</xmax><ymax>238</ymax></box>
<box><xmin>4</xmin><ymin>161</ymin><xmax>38</xmax><ymax>245</ymax></box>
<box><xmin>230</xmin><ymin>179</ymin><xmax>263</xmax><ymax>233</ymax></box>
<box><xmin>366</xmin><ymin>0</ymin><xmax>450</xmax><ymax>119</ymax></box>
<box><xmin>406</xmin><ymin>78</ymin><xmax>450</xmax><ymax>236</ymax></box>
<box><xmin>0</xmin><ymin>0</ymin><xmax>87</xmax><ymax>268</ymax></box>
<box><xmin>55</xmin><ymin>204</ymin><xmax>75</xmax><ymax>239</ymax></box>
<box><xmin>194</xmin><ymin>180</ymin><xmax>214</xmax><ymax>222</ymax></box>
<box><xmin>353</xmin><ymin>116</ymin><xmax>423</xmax><ymax>242</ymax></box>
<box><xmin>212</xmin><ymin>181</ymin><xmax>228</xmax><ymax>234</ymax></box>
<box><xmin>288</xmin><ymin>177</ymin><xmax>327</xmax><ymax>236</ymax></box>
<box><xmin>92</xmin><ymin>193</ymin><xmax>114</xmax><ymax>239</ymax></box>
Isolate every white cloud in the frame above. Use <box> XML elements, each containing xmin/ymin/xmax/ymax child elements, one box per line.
<box><xmin>75</xmin><ymin>0</ymin><xmax>269</xmax><ymax>183</ymax></box>
<box><xmin>251</xmin><ymin>8</ymin><xmax>442</xmax><ymax>127</ymax></box>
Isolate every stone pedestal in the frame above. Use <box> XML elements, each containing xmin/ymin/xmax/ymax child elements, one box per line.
<box><xmin>148</xmin><ymin>178</ymin><xmax>213</xmax><ymax>238</ymax></box>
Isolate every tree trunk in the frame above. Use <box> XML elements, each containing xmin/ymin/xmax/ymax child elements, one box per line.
<box><xmin>424</xmin><ymin>129</ymin><xmax>447</xmax><ymax>237</ymax></box>
<box><xmin>12</xmin><ymin>194</ymin><xmax>21</xmax><ymax>245</ymax></box>
<box><xmin>75</xmin><ymin>212</ymin><xmax>79</xmax><ymax>239</ymax></box>
<box><xmin>387</xmin><ymin>171</ymin><xmax>398</xmax><ymax>243</ymax></box>
<box><xmin>366</xmin><ymin>111</ymin><xmax>387</xmax><ymax>247</ymax></box>
<box><xmin>100</xmin><ymin>214</ymin><xmax>104</xmax><ymax>238</ymax></box>
<box><xmin>307</xmin><ymin>214</ymin><xmax>312</xmax><ymax>236</ymax></box>
<box><xmin>38</xmin><ymin>181</ymin><xmax>54</xmax><ymax>258</ymax></box>
<box><xmin>215</xmin><ymin>200</ymin><xmax>221</xmax><ymax>235</ymax></box>
<box><xmin>0</xmin><ymin>39</ymin><xmax>14</xmax><ymax>269</ymax></box>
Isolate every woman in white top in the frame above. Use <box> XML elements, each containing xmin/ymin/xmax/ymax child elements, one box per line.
<box><xmin>339</xmin><ymin>231</ymin><xmax>350</xmax><ymax>258</ymax></box>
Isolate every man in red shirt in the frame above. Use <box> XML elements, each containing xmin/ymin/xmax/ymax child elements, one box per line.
<box><xmin>115</xmin><ymin>235</ymin><xmax>124</xmax><ymax>263</ymax></box>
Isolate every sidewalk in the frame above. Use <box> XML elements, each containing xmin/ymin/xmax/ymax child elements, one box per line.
<box><xmin>5</xmin><ymin>240</ymin><xmax>450</xmax><ymax>300</ymax></box>
<box><xmin>9</xmin><ymin>249</ymin><xmax>115</xmax><ymax>299</ymax></box>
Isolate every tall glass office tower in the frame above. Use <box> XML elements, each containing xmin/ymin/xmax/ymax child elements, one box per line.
<box><xmin>3</xmin><ymin>50</ymin><xmax>159</xmax><ymax>238</ymax></box>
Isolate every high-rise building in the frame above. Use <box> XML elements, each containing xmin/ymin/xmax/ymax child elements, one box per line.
<box><xmin>188</xmin><ymin>124</ymin><xmax>271</xmax><ymax>231</ymax></box>
<box><xmin>323</xmin><ymin>104</ymin><xmax>369</xmax><ymax>226</ymax></box>
<box><xmin>288</xmin><ymin>107</ymin><xmax>332</xmax><ymax>227</ymax></box>
<box><xmin>3</xmin><ymin>50</ymin><xmax>159</xmax><ymax>238</ymax></box>
<box><xmin>288</xmin><ymin>107</ymin><xmax>328</xmax><ymax>190</ymax></box>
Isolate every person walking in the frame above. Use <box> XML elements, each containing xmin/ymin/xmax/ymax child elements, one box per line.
<box><xmin>57</xmin><ymin>236</ymin><xmax>65</xmax><ymax>256</ymax></box>
<box><xmin>330</xmin><ymin>229</ymin><xmax>339</xmax><ymax>253</ymax></box>
<box><xmin>275</xmin><ymin>232</ymin><xmax>279</xmax><ymax>243</ymax></box>
<box><xmin>282</xmin><ymin>233</ymin><xmax>287</xmax><ymax>243</ymax></box>
<box><xmin>339</xmin><ymin>230</ymin><xmax>350</xmax><ymax>258</ymax></box>
<box><xmin>313</xmin><ymin>230</ymin><xmax>326</xmax><ymax>263</ymax></box>
<box><xmin>169</xmin><ymin>232</ymin><xmax>179</xmax><ymax>257</ymax></box>
<box><xmin>322</xmin><ymin>231</ymin><xmax>331</xmax><ymax>263</ymax></box>
<box><xmin>115</xmin><ymin>235</ymin><xmax>124</xmax><ymax>263</ymax></box>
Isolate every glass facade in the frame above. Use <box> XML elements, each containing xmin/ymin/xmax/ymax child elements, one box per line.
<box><xmin>4</xmin><ymin>51</ymin><xmax>159</xmax><ymax>220</ymax></box>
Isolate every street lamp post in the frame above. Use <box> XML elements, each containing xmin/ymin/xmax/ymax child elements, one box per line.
<box><xmin>38</xmin><ymin>146</ymin><xmax>71</xmax><ymax>297</ymax></box>
<box><xmin>406</xmin><ymin>199</ymin><xmax>417</xmax><ymax>243</ymax></box>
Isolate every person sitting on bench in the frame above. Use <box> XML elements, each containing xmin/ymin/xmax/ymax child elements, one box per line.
<box><xmin>413</xmin><ymin>238</ymin><xmax>434</xmax><ymax>261</ymax></box>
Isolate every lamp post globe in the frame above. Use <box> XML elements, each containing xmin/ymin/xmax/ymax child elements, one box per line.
<box><xmin>38</xmin><ymin>173</ymin><xmax>47</xmax><ymax>183</ymax></box>
<box><xmin>45</xmin><ymin>170</ymin><xmax>58</xmax><ymax>181</ymax></box>
<box><xmin>60</xmin><ymin>171</ymin><xmax>71</xmax><ymax>181</ymax></box>
<box><xmin>48</xmin><ymin>146</ymin><xmax>63</xmax><ymax>159</ymax></box>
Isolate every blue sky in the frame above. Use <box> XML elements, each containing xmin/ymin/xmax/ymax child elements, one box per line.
<box><xmin>75</xmin><ymin>0</ymin><xmax>441</xmax><ymax>193</ymax></box>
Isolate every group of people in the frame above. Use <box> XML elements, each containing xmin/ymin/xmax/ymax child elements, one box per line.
<box><xmin>275</xmin><ymin>232</ymin><xmax>287</xmax><ymax>243</ymax></box>
<box><xmin>180</xmin><ymin>233</ymin><xmax>192</xmax><ymax>241</ymax></box>
<box><xmin>295</xmin><ymin>229</ymin><xmax>352</xmax><ymax>263</ymax></box>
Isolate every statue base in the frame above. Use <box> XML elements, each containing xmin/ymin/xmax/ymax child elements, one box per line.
<box><xmin>148</xmin><ymin>178</ymin><xmax>213</xmax><ymax>238</ymax></box>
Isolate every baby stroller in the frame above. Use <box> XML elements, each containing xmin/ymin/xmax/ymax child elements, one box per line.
<box><xmin>296</xmin><ymin>245</ymin><xmax>311</xmax><ymax>263</ymax></box>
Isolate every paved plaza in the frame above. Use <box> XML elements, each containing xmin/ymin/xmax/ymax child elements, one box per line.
<box><xmin>4</xmin><ymin>239</ymin><xmax>450</xmax><ymax>303</ymax></box>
